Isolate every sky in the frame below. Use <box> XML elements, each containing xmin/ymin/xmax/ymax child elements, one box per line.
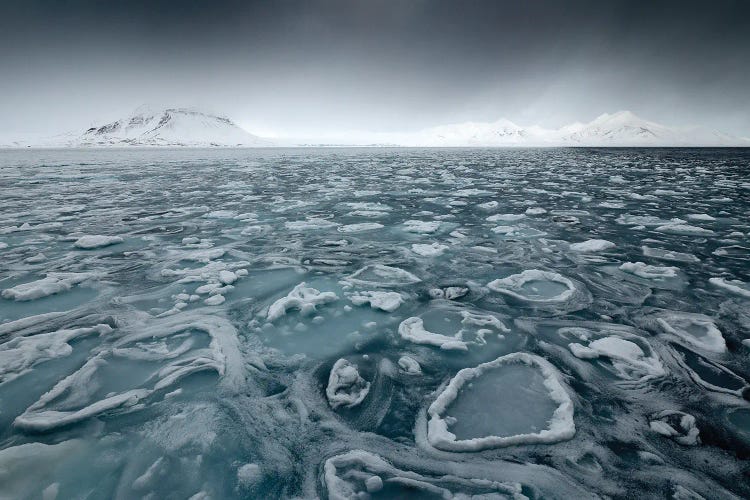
<box><xmin>1</xmin><ymin>0</ymin><xmax>749</xmax><ymax>139</ymax></box>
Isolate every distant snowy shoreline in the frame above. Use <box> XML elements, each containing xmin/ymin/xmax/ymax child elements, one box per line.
<box><xmin>2</xmin><ymin>107</ymin><xmax>748</xmax><ymax>148</ymax></box>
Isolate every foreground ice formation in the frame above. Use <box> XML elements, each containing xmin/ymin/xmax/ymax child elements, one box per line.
<box><xmin>426</xmin><ymin>353</ymin><xmax>575</xmax><ymax>451</ymax></box>
<box><xmin>326</xmin><ymin>359</ymin><xmax>370</xmax><ymax>409</ymax></box>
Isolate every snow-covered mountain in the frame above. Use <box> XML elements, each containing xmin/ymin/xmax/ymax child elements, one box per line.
<box><xmin>76</xmin><ymin>106</ymin><xmax>271</xmax><ymax>147</ymax></box>
<box><xmin>1</xmin><ymin>106</ymin><xmax>272</xmax><ymax>148</ymax></box>
<box><xmin>396</xmin><ymin>111</ymin><xmax>748</xmax><ymax>147</ymax></box>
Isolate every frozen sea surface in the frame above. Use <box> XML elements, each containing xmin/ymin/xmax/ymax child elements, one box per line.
<box><xmin>1</xmin><ymin>147</ymin><xmax>749</xmax><ymax>499</ymax></box>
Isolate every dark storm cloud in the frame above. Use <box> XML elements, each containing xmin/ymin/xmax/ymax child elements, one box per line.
<box><xmin>1</xmin><ymin>0</ymin><xmax>749</xmax><ymax>137</ymax></box>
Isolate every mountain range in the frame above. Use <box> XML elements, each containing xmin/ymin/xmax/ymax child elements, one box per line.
<box><xmin>2</xmin><ymin>107</ymin><xmax>747</xmax><ymax>148</ymax></box>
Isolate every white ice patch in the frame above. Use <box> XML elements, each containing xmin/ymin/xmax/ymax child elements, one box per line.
<box><xmin>655</xmin><ymin>311</ymin><xmax>727</xmax><ymax>353</ymax></box>
<box><xmin>347</xmin><ymin>291</ymin><xmax>403</xmax><ymax>312</ymax></box>
<box><xmin>73</xmin><ymin>235</ymin><xmax>124</xmax><ymax>249</ymax></box>
<box><xmin>487</xmin><ymin>269</ymin><xmax>576</xmax><ymax>303</ymax></box>
<box><xmin>487</xmin><ymin>213</ymin><xmax>526</xmax><ymax>222</ymax></box>
<box><xmin>642</xmin><ymin>246</ymin><xmax>700</xmax><ymax>263</ymax></box>
<box><xmin>284</xmin><ymin>218</ymin><xmax>339</xmax><ymax>231</ymax></box>
<box><xmin>569</xmin><ymin>239</ymin><xmax>615</xmax><ymax>252</ymax></box>
<box><xmin>1</xmin><ymin>272</ymin><xmax>96</xmax><ymax>301</ymax></box>
<box><xmin>403</xmin><ymin>220</ymin><xmax>441</xmax><ymax>234</ymax></box>
<box><xmin>649</xmin><ymin>410</ymin><xmax>700</xmax><ymax>446</ymax></box>
<box><xmin>398</xmin><ymin>317</ymin><xmax>468</xmax><ymax>351</ymax></box>
<box><xmin>526</xmin><ymin>207</ymin><xmax>547</xmax><ymax>215</ymax></box>
<box><xmin>655</xmin><ymin>223</ymin><xmax>714</xmax><ymax>236</ymax></box>
<box><xmin>686</xmin><ymin>213</ymin><xmax>715</xmax><ymax>221</ymax></box>
<box><xmin>709</xmin><ymin>277</ymin><xmax>750</xmax><ymax>299</ymax></box>
<box><xmin>398</xmin><ymin>355</ymin><xmax>422</xmax><ymax>375</ymax></box>
<box><xmin>620</xmin><ymin>262</ymin><xmax>679</xmax><ymax>279</ymax></box>
<box><xmin>0</xmin><ymin>324</ymin><xmax>112</xmax><ymax>385</ymax></box>
<box><xmin>569</xmin><ymin>336</ymin><xmax>665</xmax><ymax>382</ymax></box>
<box><xmin>266</xmin><ymin>283</ymin><xmax>338</xmax><ymax>321</ymax></box>
<box><xmin>343</xmin><ymin>264</ymin><xmax>421</xmax><ymax>287</ymax></box>
<box><xmin>326</xmin><ymin>358</ymin><xmax>370</xmax><ymax>409</ymax></box>
<box><xmin>337</xmin><ymin>223</ymin><xmax>383</xmax><ymax>233</ymax></box>
<box><xmin>426</xmin><ymin>352</ymin><xmax>575</xmax><ymax>451</ymax></box>
<box><xmin>411</xmin><ymin>242</ymin><xmax>448</xmax><ymax>257</ymax></box>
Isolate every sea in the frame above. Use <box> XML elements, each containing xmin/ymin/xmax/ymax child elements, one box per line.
<box><xmin>0</xmin><ymin>147</ymin><xmax>749</xmax><ymax>499</ymax></box>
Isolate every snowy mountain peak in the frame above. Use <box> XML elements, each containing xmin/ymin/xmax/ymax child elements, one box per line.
<box><xmin>77</xmin><ymin>106</ymin><xmax>271</xmax><ymax>147</ymax></box>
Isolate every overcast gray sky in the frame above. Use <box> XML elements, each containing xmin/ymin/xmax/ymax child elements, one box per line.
<box><xmin>1</xmin><ymin>0</ymin><xmax>749</xmax><ymax>138</ymax></box>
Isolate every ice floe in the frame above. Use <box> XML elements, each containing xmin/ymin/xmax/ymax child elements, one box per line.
<box><xmin>346</xmin><ymin>291</ymin><xmax>403</xmax><ymax>312</ymax></box>
<box><xmin>426</xmin><ymin>352</ymin><xmax>575</xmax><ymax>451</ymax></box>
<box><xmin>709</xmin><ymin>277</ymin><xmax>750</xmax><ymax>299</ymax></box>
<box><xmin>326</xmin><ymin>358</ymin><xmax>370</xmax><ymax>409</ymax></box>
<box><xmin>620</xmin><ymin>262</ymin><xmax>680</xmax><ymax>279</ymax></box>
<box><xmin>398</xmin><ymin>317</ymin><xmax>468</xmax><ymax>350</ymax></box>
<box><xmin>654</xmin><ymin>311</ymin><xmax>727</xmax><ymax>353</ymax></box>
<box><xmin>266</xmin><ymin>283</ymin><xmax>338</xmax><ymax>321</ymax></box>
<box><xmin>74</xmin><ymin>235</ymin><xmax>124</xmax><ymax>249</ymax></box>
<box><xmin>649</xmin><ymin>410</ymin><xmax>700</xmax><ymax>446</ymax></box>
<box><xmin>411</xmin><ymin>242</ymin><xmax>448</xmax><ymax>257</ymax></box>
<box><xmin>1</xmin><ymin>272</ymin><xmax>97</xmax><ymax>301</ymax></box>
<box><xmin>343</xmin><ymin>264</ymin><xmax>421</xmax><ymax>287</ymax></box>
<box><xmin>488</xmin><ymin>269</ymin><xmax>577</xmax><ymax>303</ymax></box>
<box><xmin>569</xmin><ymin>239</ymin><xmax>616</xmax><ymax>252</ymax></box>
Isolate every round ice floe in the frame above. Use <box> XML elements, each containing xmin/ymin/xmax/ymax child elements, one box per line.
<box><xmin>709</xmin><ymin>277</ymin><xmax>750</xmax><ymax>299</ymax></box>
<box><xmin>649</xmin><ymin>410</ymin><xmax>700</xmax><ymax>446</ymax></box>
<box><xmin>266</xmin><ymin>283</ymin><xmax>338</xmax><ymax>321</ymax></box>
<box><xmin>620</xmin><ymin>262</ymin><xmax>679</xmax><ymax>279</ymax></box>
<box><xmin>343</xmin><ymin>264</ymin><xmax>421</xmax><ymax>287</ymax></box>
<box><xmin>411</xmin><ymin>242</ymin><xmax>448</xmax><ymax>257</ymax></box>
<box><xmin>426</xmin><ymin>353</ymin><xmax>575</xmax><ymax>451</ymax></box>
<box><xmin>347</xmin><ymin>291</ymin><xmax>403</xmax><ymax>312</ymax></box>
<box><xmin>655</xmin><ymin>311</ymin><xmax>726</xmax><ymax>353</ymax></box>
<box><xmin>569</xmin><ymin>239</ymin><xmax>615</xmax><ymax>253</ymax></box>
<box><xmin>74</xmin><ymin>235</ymin><xmax>123</xmax><ymax>249</ymax></box>
<box><xmin>487</xmin><ymin>270</ymin><xmax>576</xmax><ymax>303</ymax></box>
<box><xmin>326</xmin><ymin>359</ymin><xmax>370</xmax><ymax>409</ymax></box>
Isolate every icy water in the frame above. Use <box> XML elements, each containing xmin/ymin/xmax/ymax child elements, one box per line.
<box><xmin>1</xmin><ymin>147</ymin><xmax>749</xmax><ymax>499</ymax></box>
